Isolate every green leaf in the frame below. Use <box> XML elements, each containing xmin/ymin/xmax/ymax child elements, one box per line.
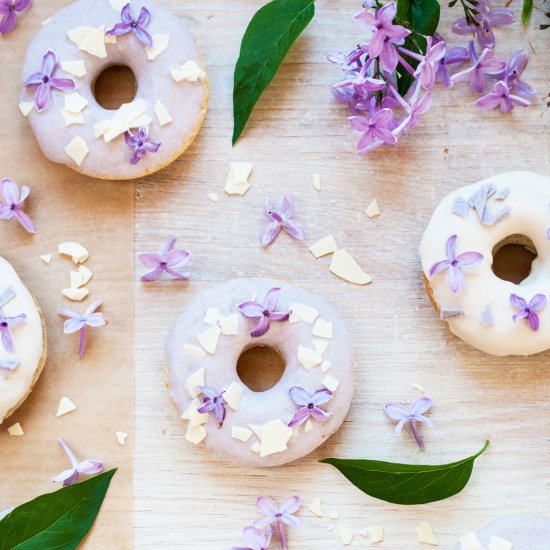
<box><xmin>0</xmin><ymin>469</ymin><xmax>117</xmax><ymax>550</ymax></box>
<box><xmin>232</xmin><ymin>0</ymin><xmax>315</xmax><ymax>145</ymax></box>
<box><xmin>522</xmin><ymin>0</ymin><xmax>534</xmax><ymax>26</ymax></box>
<box><xmin>396</xmin><ymin>0</ymin><xmax>441</xmax><ymax>96</ymax></box>
<box><xmin>320</xmin><ymin>441</ymin><xmax>489</xmax><ymax>505</ymax></box>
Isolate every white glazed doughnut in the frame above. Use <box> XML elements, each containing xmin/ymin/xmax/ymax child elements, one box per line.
<box><xmin>455</xmin><ymin>515</ymin><xmax>550</xmax><ymax>549</ymax></box>
<box><xmin>165</xmin><ymin>278</ymin><xmax>355</xmax><ymax>468</ymax></box>
<box><xmin>19</xmin><ymin>0</ymin><xmax>208</xmax><ymax>180</ymax></box>
<box><xmin>420</xmin><ymin>172</ymin><xmax>550</xmax><ymax>356</ymax></box>
<box><xmin>0</xmin><ymin>257</ymin><xmax>46</xmax><ymax>424</ymax></box>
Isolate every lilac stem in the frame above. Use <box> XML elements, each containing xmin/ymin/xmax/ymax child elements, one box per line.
<box><xmin>397</xmin><ymin>54</ymin><xmax>416</xmax><ymax>76</ymax></box>
<box><xmin>278</xmin><ymin>521</ymin><xmax>288</xmax><ymax>550</ymax></box>
<box><xmin>58</xmin><ymin>438</ymin><xmax>78</xmax><ymax>467</ymax></box>
<box><xmin>398</xmin><ymin>46</ymin><xmax>423</xmax><ymax>62</ymax></box>
<box><xmin>409</xmin><ymin>419</ymin><xmax>425</xmax><ymax>450</ymax></box>
<box><xmin>79</xmin><ymin>327</ymin><xmax>87</xmax><ymax>359</ymax></box>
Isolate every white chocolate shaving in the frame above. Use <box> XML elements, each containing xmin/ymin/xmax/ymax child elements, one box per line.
<box><xmin>220</xmin><ymin>314</ymin><xmax>239</xmax><ymax>335</ymax></box>
<box><xmin>204</xmin><ymin>308</ymin><xmax>223</xmax><ymax>325</ymax></box>
<box><xmin>185</xmin><ymin>368</ymin><xmax>204</xmax><ymax>398</ymax></box>
<box><xmin>313</xmin><ymin>340</ymin><xmax>328</xmax><ymax>356</ymax></box>
<box><xmin>116</xmin><ymin>431</ymin><xmax>128</xmax><ymax>445</ymax></box>
<box><xmin>223</xmin><ymin>382</ymin><xmax>243</xmax><ymax>410</ymax></box>
<box><xmin>366</xmin><ymin>198</ymin><xmax>381</xmax><ymax>218</ymax></box>
<box><xmin>322</xmin><ymin>375</ymin><xmax>339</xmax><ymax>392</ymax></box>
<box><xmin>330</xmin><ymin>249</ymin><xmax>372</xmax><ymax>285</ymax></box>
<box><xmin>224</xmin><ymin>162</ymin><xmax>253</xmax><ymax>196</ymax></box>
<box><xmin>362</xmin><ymin>525</ymin><xmax>384</xmax><ymax>543</ymax></box>
<box><xmin>56</xmin><ymin>396</ymin><xmax>77</xmax><ymax>417</ymax></box>
<box><xmin>145</xmin><ymin>34</ymin><xmax>170</xmax><ymax>61</ymax></box>
<box><xmin>309</xmin><ymin>497</ymin><xmax>322</xmax><ymax>517</ymax></box>
<box><xmin>309</xmin><ymin>235</ymin><xmax>338</xmax><ymax>258</ymax></box>
<box><xmin>7</xmin><ymin>422</ymin><xmax>24</xmax><ymax>436</ymax></box>
<box><xmin>79</xmin><ymin>265</ymin><xmax>93</xmax><ymax>285</ymax></box>
<box><xmin>58</xmin><ymin>242</ymin><xmax>89</xmax><ymax>264</ymax></box>
<box><xmin>64</xmin><ymin>136</ymin><xmax>89</xmax><ymax>166</ymax></box>
<box><xmin>182</xmin><ymin>344</ymin><xmax>206</xmax><ymax>359</ymax></box>
<box><xmin>19</xmin><ymin>102</ymin><xmax>34</xmax><ymax>117</ymax></box>
<box><xmin>197</xmin><ymin>325</ymin><xmax>222</xmax><ymax>355</ymax></box>
<box><xmin>208</xmin><ymin>193</ymin><xmax>219</xmax><ymax>203</ymax></box>
<box><xmin>232</xmin><ymin>427</ymin><xmax>253</xmax><ymax>442</ymax></box>
<box><xmin>304</xmin><ymin>419</ymin><xmax>314</xmax><ymax>432</ymax></box>
<box><xmin>328</xmin><ymin>509</ymin><xmax>339</xmax><ymax>520</ymax></box>
<box><xmin>40</xmin><ymin>255</ymin><xmax>52</xmax><ymax>265</ymax></box>
<box><xmin>61</xmin><ymin>60</ymin><xmax>87</xmax><ymax>78</ymax></box>
<box><xmin>488</xmin><ymin>536</ymin><xmax>512</xmax><ymax>550</ymax></box>
<box><xmin>417</xmin><ymin>521</ymin><xmax>439</xmax><ymax>545</ymax></box>
<box><xmin>312</xmin><ymin>173</ymin><xmax>321</xmax><ymax>191</ymax></box>
<box><xmin>297</xmin><ymin>345</ymin><xmax>322</xmax><ymax>370</ymax></box>
<box><xmin>62</xmin><ymin>288</ymin><xmax>89</xmax><ymax>301</ymax></box>
<box><xmin>338</xmin><ymin>526</ymin><xmax>354</xmax><ymax>546</ymax></box>
<box><xmin>171</xmin><ymin>60</ymin><xmax>206</xmax><ymax>82</ymax></box>
<box><xmin>259</xmin><ymin>419</ymin><xmax>293</xmax><ymax>457</ymax></box>
<box><xmin>459</xmin><ymin>532</ymin><xmax>483</xmax><ymax>550</ymax></box>
<box><xmin>289</xmin><ymin>302</ymin><xmax>319</xmax><ymax>323</ymax></box>
<box><xmin>321</xmin><ymin>360</ymin><xmax>332</xmax><ymax>373</ymax></box>
<box><xmin>61</xmin><ymin>110</ymin><xmax>84</xmax><ymax>127</ymax></box>
<box><xmin>154</xmin><ymin>100</ymin><xmax>173</xmax><ymax>126</ymax></box>
<box><xmin>312</xmin><ymin>319</ymin><xmax>333</xmax><ymax>339</ymax></box>
<box><xmin>70</xmin><ymin>25</ymin><xmax>108</xmax><ymax>58</ymax></box>
<box><xmin>64</xmin><ymin>92</ymin><xmax>88</xmax><ymax>114</ymax></box>
<box><xmin>185</xmin><ymin>423</ymin><xmax>206</xmax><ymax>445</ymax></box>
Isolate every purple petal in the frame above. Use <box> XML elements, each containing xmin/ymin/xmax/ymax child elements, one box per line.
<box><xmin>84</xmin><ymin>313</ymin><xmax>105</xmax><ymax>328</ymax></box>
<box><xmin>445</xmin><ymin>46</ymin><xmax>470</xmax><ymax>64</ymax></box>
<box><xmin>106</xmin><ymin>22</ymin><xmax>133</xmax><ymax>36</ymax></box>
<box><xmin>141</xmin><ymin>139</ymin><xmax>160</xmax><ymax>153</ymax></box>
<box><xmin>256</xmin><ymin>496</ymin><xmax>278</xmax><ymax>517</ymax></box>
<box><xmin>84</xmin><ymin>299</ymin><xmax>102</xmax><ymax>316</ymax></box>
<box><xmin>35</xmin><ymin>83</ymin><xmax>52</xmax><ymax>112</ymax></box>
<box><xmin>373</xmin><ymin>126</ymin><xmax>397</xmax><ymax>146</ymax></box>
<box><xmin>260</xmin><ymin>221</ymin><xmax>282</xmax><ymax>247</ymax></box>
<box><xmin>529</xmin><ymin>294</ymin><xmax>547</xmax><ymax>312</ymax></box>
<box><xmin>52</xmin><ymin>467</ymin><xmax>78</xmax><ymax>486</ymax></box>
<box><xmin>528</xmin><ymin>311</ymin><xmax>540</xmax><ymax>331</ymax></box>
<box><xmin>447</xmin><ymin>265</ymin><xmax>464</xmax><ymax>293</ymax></box>
<box><xmin>238</xmin><ymin>301</ymin><xmax>264</xmax><ymax>318</ymax></box>
<box><xmin>280</xmin><ymin>514</ymin><xmax>301</xmax><ymax>528</ymax></box>
<box><xmin>429</xmin><ymin>260</ymin><xmax>450</xmax><ymax>278</ymax></box>
<box><xmin>410</xmin><ymin>396</ymin><xmax>432</xmax><ymax>416</ymax></box>
<box><xmin>18</xmin><ymin>185</ymin><xmax>30</xmax><ymax>203</ymax></box>
<box><xmin>367</xmin><ymin>28</ymin><xmax>385</xmax><ymax>59</ymax></box>
<box><xmin>0</xmin><ymin>11</ymin><xmax>16</xmax><ymax>34</ymax></box>
<box><xmin>445</xmin><ymin>234</ymin><xmax>457</xmax><ymax>260</ymax></box>
<box><xmin>23</xmin><ymin>72</ymin><xmax>44</xmax><ymax>86</ymax></box>
<box><xmin>136</xmin><ymin>6</ymin><xmax>151</xmax><ymax>27</ymax></box>
<box><xmin>487</xmin><ymin>8</ymin><xmax>515</xmax><ymax>26</ymax></box>
<box><xmin>471</xmin><ymin>69</ymin><xmax>486</xmax><ymax>93</ymax></box>
<box><xmin>512</xmin><ymin>310</ymin><xmax>528</xmax><ymax>323</ymax></box>
<box><xmin>309</xmin><ymin>407</ymin><xmax>333</xmax><ymax>422</ymax></box>
<box><xmin>77</xmin><ymin>460</ymin><xmax>104</xmax><ymax>475</ymax></box>
<box><xmin>49</xmin><ymin>77</ymin><xmax>77</xmax><ymax>93</ymax></box>
<box><xmin>140</xmin><ymin>266</ymin><xmax>164</xmax><ymax>282</ymax></box>
<box><xmin>393</xmin><ymin>418</ymin><xmax>408</xmax><ymax>435</ymax></box>
<box><xmin>452</xmin><ymin>17</ymin><xmax>475</xmax><ymax>35</ymax></box>
<box><xmin>288</xmin><ymin>386</ymin><xmax>311</xmax><ymax>406</ymax></box>
<box><xmin>311</xmin><ymin>388</ymin><xmax>333</xmax><ymax>406</ymax></box>
<box><xmin>379</xmin><ymin>42</ymin><xmax>398</xmax><ymax>72</ymax></box>
<box><xmin>384</xmin><ymin>402</ymin><xmax>410</xmax><ymax>421</ymax></box>
<box><xmin>455</xmin><ymin>251</ymin><xmax>483</xmax><ymax>268</ymax></box>
<box><xmin>251</xmin><ymin>316</ymin><xmax>270</xmax><ymax>338</ymax></box>
<box><xmin>138</xmin><ymin>252</ymin><xmax>162</xmax><ymax>268</ymax></box>
<box><xmin>244</xmin><ymin>526</ymin><xmax>271</xmax><ymax>548</ymax></box>
<box><xmin>511</xmin><ymin>79</ymin><xmax>536</xmax><ymax>101</ymax></box>
<box><xmin>13</xmin><ymin>0</ymin><xmax>32</xmax><ymax>11</ymax></box>
<box><xmin>41</xmin><ymin>51</ymin><xmax>56</xmax><ymax>78</ymax></box>
<box><xmin>477</xmin><ymin>20</ymin><xmax>495</xmax><ymax>49</ymax></box>
<box><xmin>268</xmin><ymin>311</ymin><xmax>290</xmax><ymax>322</ymax></box>
<box><xmin>377</xmin><ymin>1</ymin><xmax>397</xmax><ymax>26</ymax></box>
<box><xmin>1</xmin><ymin>179</ymin><xmax>19</xmax><ymax>204</ymax></box>
<box><xmin>348</xmin><ymin>115</ymin><xmax>370</xmax><ymax>131</ymax></box>
<box><xmin>280</xmin><ymin>194</ymin><xmax>294</xmax><ymax>218</ymax></box>
<box><xmin>14</xmin><ymin>210</ymin><xmax>35</xmax><ymax>233</ymax></box>
<box><xmin>509</xmin><ymin>93</ymin><xmax>530</xmax><ymax>108</ymax></box>
<box><xmin>134</xmin><ymin>26</ymin><xmax>153</xmax><ymax>47</ymax></box>
<box><xmin>508</xmin><ymin>50</ymin><xmax>528</xmax><ymax>76</ymax></box>
<box><xmin>353</xmin><ymin>11</ymin><xmax>377</xmax><ymax>33</ymax></box>
<box><xmin>196</xmin><ymin>400</ymin><xmax>216</xmax><ymax>414</ymax></box>
<box><xmin>165</xmin><ymin>249</ymin><xmax>190</xmax><ymax>268</ymax></box>
<box><xmin>0</xmin><ymin>327</ymin><xmax>14</xmax><ymax>353</ymax></box>
<box><xmin>0</xmin><ymin>1</ymin><xmax>11</xmax><ymax>15</ymax></box>
<box><xmin>63</xmin><ymin>318</ymin><xmax>85</xmax><ymax>334</ymax></box>
<box><xmin>214</xmin><ymin>402</ymin><xmax>226</xmax><ymax>425</ymax></box>
<box><xmin>263</xmin><ymin>287</ymin><xmax>281</xmax><ymax>312</ymax></box>
<box><xmin>482</xmin><ymin>59</ymin><xmax>507</xmax><ymax>75</ymax></box>
<box><xmin>475</xmin><ymin>92</ymin><xmax>501</xmax><ymax>110</ymax></box>
<box><xmin>415</xmin><ymin>414</ymin><xmax>435</xmax><ymax>428</ymax></box>
<box><xmin>510</xmin><ymin>294</ymin><xmax>528</xmax><ymax>311</ymax></box>
<box><xmin>120</xmin><ymin>2</ymin><xmax>132</xmax><ymax>22</ymax></box>
<box><xmin>288</xmin><ymin>407</ymin><xmax>310</xmax><ymax>428</ymax></box>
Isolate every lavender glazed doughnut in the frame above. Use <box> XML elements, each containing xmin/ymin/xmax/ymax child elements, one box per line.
<box><xmin>455</xmin><ymin>515</ymin><xmax>550</xmax><ymax>549</ymax></box>
<box><xmin>19</xmin><ymin>0</ymin><xmax>208</xmax><ymax>180</ymax></box>
<box><xmin>166</xmin><ymin>278</ymin><xmax>355</xmax><ymax>468</ymax></box>
<box><xmin>0</xmin><ymin>257</ymin><xmax>47</xmax><ymax>424</ymax></box>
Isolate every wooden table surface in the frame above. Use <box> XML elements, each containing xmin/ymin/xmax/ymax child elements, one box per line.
<box><xmin>3</xmin><ymin>0</ymin><xmax>550</xmax><ymax>548</ymax></box>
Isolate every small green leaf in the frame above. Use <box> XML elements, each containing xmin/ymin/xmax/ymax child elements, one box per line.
<box><xmin>232</xmin><ymin>0</ymin><xmax>315</xmax><ymax>145</ymax></box>
<box><xmin>321</xmin><ymin>441</ymin><xmax>489</xmax><ymax>505</ymax></box>
<box><xmin>522</xmin><ymin>0</ymin><xmax>534</xmax><ymax>26</ymax></box>
<box><xmin>0</xmin><ymin>469</ymin><xmax>117</xmax><ymax>550</ymax></box>
<box><xmin>396</xmin><ymin>0</ymin><xmax>441</xmax><ymax>96</ymax></box>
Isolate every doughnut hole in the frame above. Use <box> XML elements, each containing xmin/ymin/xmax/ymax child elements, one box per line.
<box><xmin>92</xmin><ymin>64</ymin><xmax>137</xmax><ymax>110</ymax></box>
<box><xmin>492</xmin><ymin>234</ymin><xmax>537</xmax><ymax>284</ymax></box>
<box><xmin>236</xmin><ymin>346</ymin><xmax>285</xmax><ymax>392</ymax></box>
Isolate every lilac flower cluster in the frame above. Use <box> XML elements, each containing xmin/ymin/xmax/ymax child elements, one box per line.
<box><xmin>330</xmin><ymin>0</ymin><xmax>535</xmax><ymax>154</ymax></box>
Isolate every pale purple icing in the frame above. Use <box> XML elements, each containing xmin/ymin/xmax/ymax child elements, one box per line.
<box><xmin>165</xmin><ymin>278</ymin><xmax>355</xmax><ymax>468</ymax></box>
<box><xmin>20</xmin><ymin>0</ymin><xmax>207</xmax><ymax>180</ymax></box>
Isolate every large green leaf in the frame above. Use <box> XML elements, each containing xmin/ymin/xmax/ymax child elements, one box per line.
<box><xmin>522</xmin><ymin>0</ymin><xmax>533</xmax><ymax>26</ymax></box>
<box><xmin>0</xmin><ymin>469</ymin><xmax>116</xmax><ymax>550</ymax></box>
<box><xmin>321</xmin><ymin>441</ymin><xmax>488</xmax><ymax>505</ymax></box>
<box><xmin>232</xmin><ymin>0</ymin><xmax>315</xmax><ymax>144</ymax></box>
<box><xmin>396</xmin><ymin>0</ymin><xmax>441</xmax><ymax>96</ymax></box>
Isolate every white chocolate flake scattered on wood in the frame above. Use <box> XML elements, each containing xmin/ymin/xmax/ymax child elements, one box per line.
<box><xmin>208</xmin><ymin>193</ymin><xmax>219</xmax><ymax>203</ymax></box>
<box><xmin>259</xmin><ymin>419</ymin><xmax>293</xmax><ymax>457</ymax></box>
<box><xmin>417</xmin><ymin>521</ymin><xmax>439</xmax><ymax>545</ymax></box>
<box><xmin>182</xmin><ymin>344</ymin><xmax>206</xmax><ymax>359</ymax></box>
<box><xmin>197</xmin><ymin>325</ymin><xmax>222</xmax><ymax>355</ymax></box>
<box><xmin>185</xmin><ymin>369</ymin><xmax>204</xmax><ymax>398</ymax></box>
<box><xmin>411</xmin><ymin>381</ymin><xmax>425</xmax><ymax>393</ymax></box>
<box><xmin>309</xmin><ymin>235</ymin><xmax>338</xmax><ymax>258</ymax></box>
<box><xmin>366</xmin><ymin>198</ymin><xmax>381</xmax><ymax>218</ymax></box>
<box><xmin>488</xmin><ymin>536</ymin><xmax>512</xmax><ymax>550</ymax></box>
<box><xmin>185</xmin><ymin>423</ymin><xmax>206</xmax><ymax>445</ymax></box>
<box><xmin>60</xmin><ymin>60</ymin><xmax>87</xmax><ymax>78</ymax></box>
<box><xmin>154</xmin><ymin>100</ymin><xmax>173</xmax><ymax>126</ymax></box>
<box><xmin>145</xmin><ymin>34</ymin><xmax>170</xmax><ymax>61</ymax></box>
<box><xmin>231</xmin><ymin>427</ymin><xmax>253</xmax><ymax>442</ymax></box>
<box><xmin>230</xmin><ymin>162</ymin><xmax>253</xmax><ymax>184</ymax></box>
<box><xmin>62</xmin><ymin>288</ymin><xmax>89</xmax><ymax>301</ymax></box>
<box><xmin>116</xmin><ymin>431</ymin><xmax>128</xmax><ymax>445</ymax></box>
<box><xmin>289</xmin><ymin>302</ymin><xmax>319</xmax><ymax>323</ymax></box>
<box><xmin>322</xmin><ymin>375</ymin><xmax>339</xmax><ymax>392</ymax></box>
<box><xmin>312</xmin><ymin>319</ymin><xmax>333</xmax><ymax>339</ymax></box>
<box><xmin>79</xmin><ymin>265</ymin><xmax>93</xmax><ymax>285</ymax></box>
<box><xmin>328</xmin><ymin>509</ymin><xmax>339</xmax><ymax>520</ymax></box>
<box><xmin>224</xmin><ymin>170</ymin><xmax>249</xmax><ymax>196</ymax></box>
<box><xmin>309</xmin><ymin>497</ymin><xmax>323</xmax><ymax>517</ymax></box>
<box><xmin>7</xmin><ymin>423</ymin><xmax>24</xmax><ymax>436</ymax></box>
<box><xmin>312</xmin><ymin>173</ymin><xmax>322</xmax><ymax>191</ymax></box>
<box><xmin>19</xmin><ymin>102</ymin><xmax>34</xmax><ymax>117</ymax></box>
<box><xmin>459</xmin><ymin>532</ymin><xmax>483</xmax><ymax>550</ymax></box>
<box><xmin>327</xmin><ymin>524</ymin><xmax>334</xmax><ymax>533</ymax></box>
<box><xmin>70</xmin><ymin>270</ymin><xmax>85</xmax><ymax>289</ymax></box>
<box><xmin>362</xmin><ymin>525</ymin><xmax>384</xmax><ymax>543</ymax></box>
<box><xmin>64</xmin><ymin>136</ymin><xmax>89</xmax><ymax>166</ymax></box>
<box><xmin>56</xmin><ymin>396</ymin><xmax>77</xmax><ymax>417</ymax></box>
<box><xmin>330</xmin><ymin>249</ymin><xmax>372</xmax><ymax>285</ymax></box>
<box><xmin>338</xmin><ymin>526</ymin><xmax>354</xmax><ymax>546</ymax></box>
<box><xmin>40</xmin><ymin>254</ymin><xmax>52</xmax><ymax>265</ymax></box>
<box><xmin>223</xmin><ymin>382</ymin><xmax>243</xmax><ymax>410</ymax></box>
<box><xmin>220</xmin><ymin>314</ymin><xmax>239</xmax><ymax>335</ymax></box>
<box><xmin>58</xmin><ymin>242</ymin><xmax>89</xmax><ymax>264</ymax></box>
<box><xmin>298</xmin><ymin>345</ymin><xmax>322</xmax><ymax>370</ymax></box>
<box><xmin>171</xmin><ymin>60</ymin><xmax>206</xmax><ymax>82</ymax></box>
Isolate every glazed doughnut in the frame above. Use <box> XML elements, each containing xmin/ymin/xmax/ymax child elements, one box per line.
<box><xmin>0</xmin><ymin>257</ymin><xmax>47</xmax><ymax>424</ymax></box>
<box><xmin>165</xmin><ymin>278</ymin><xmax>355</xmax><ymax>467</ymax></box>
<box><xmin>19</xmin><ymin>0</ymin><xmax>208</xmax><ymax>180</ymax></box>
<box><xmin>455</xmin><ymin>515</ymin><xmax>550</xmax><ymax>549</ymax></box>
<box><xmin>420</xmin><ymin>172</ymin><xmax>550</xmax><ymax>356</ymax></box>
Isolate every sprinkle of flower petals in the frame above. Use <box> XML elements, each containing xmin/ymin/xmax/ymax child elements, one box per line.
<box><xmin>288</xmin><ymin>387</ymin><xmax>333</xmax><ymax>428</ymax></box>
<box><xmin>253</xmin><ymin>496</ymin><xmax>301</xmax><ymax>550</ymax></box>
<box><xmin>480</xmin><ymin>303</ymin><xmax>494</xmax><ymax>326</ymax></box>
<box><xmin>384</xmin><ymin>396</ymin><xmax>434</xmax><ymax>450</ymax></box>
<box><xmin>0</xmin><ymin>357</ymin><xmax>20</xmax><ymax>373</ymax></box>
<box><xmin>0</xmin><ymin>179</ymin><xmax>36</xmax><ymax>233</ymax></box>
<box><xmin>138</xmin><ymin>235</ymin><xmax>190</xmax><ymax>281</ymax></box>
<box><xmin>232</xmin><ymin>526</ymin><xmax>273</xmax><ymax>550</ymax></box>
<box><xmin>504</xmin><ymin>50</ymin><xmax>537</xmax><ymax>101</ymax></box>
<box><xmin>195</xmin><ymin>385</ymin><xmax>227</xmax><ymax>426</ymax></box>
<box><xmin>261</xmin><ymin>195</ymin><xmax>305</xmax><ymax>247</ymax></box>
<box><xmin>23</xmin><ymin>51</ymin><xmax>76</xmax><ymax>112</ymax></box>
<box><xmin>510</xmin><ymin>293</ymin><xmax>546</xmax><ymax>332</ymax></box>
<box><xmin>475</xmin><ymin>80</ymin><xmax>531</xmax><ymax>113</ymax></box>
<box><xmin>57</xmin><ymin>300</ymin><xmax>106</xmax><ymax>358</ymax></box>
<box><xmin>429</xmin><ymin>235</ymin><xmax>483</xmax><ymax>293</ymax></box>
<box><xmin>124</xmin><ymin>127</ymin><xmax>160</xmax><ymax>165</ymax></box>
<box><xmin>106</xmin><ymin>3</ymin><xmax>152</xmax><ymax>47</ymax></box>
<box><xmin>0</xmin><ymin>305</ymin><xmax>26</xmax><ymax>354</ymax></box>
<box><xmin>52</xmin><ymin>438</ymin><xmax>104</xmax><ymax>486</ymax></box>
<box><xmin>238</xmin><ymin>287</ymin><xmax>290</xmax><ymax>338</ymax></box>
<box><xmin>0</xmin><ymin>0</ymin><xmax>31</xmax><ymax>35</ymax></box>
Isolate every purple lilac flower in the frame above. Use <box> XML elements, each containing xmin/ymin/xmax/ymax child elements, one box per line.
<box><xmin>451</xmin><ymin>42</ymin><xmax>506</xmax><ymax>93</ymax></box>
<box><xmin>354</xmin><ymin>2</ymin><xmax>410</xmax><ymax>72</ymax></box>
<box><xmin>287</xmin><ymin>387</ymin><xmax>333</xmax><ymax>428</ymax></box>
<box><xmin>254</xmin><ymin>496</ymin><xmax>301</xmax><ymax>550</ymax></box>
<box><xmin>0</xmin><ymin>179</ymin><xmax>35</xmax><ymax>233</ymax></box>
<box><xmin>510</xmin><ymin>293</ymin><xmax>546</xmax><ymax>332</ymax></box>
<box><xmin>475</xmin><ymin>79</ymin><xmax>530</xmax><ymax>112</ymax></box>
<box><xmin>332</xmin><ymin>65</ymin><xmax>386</xmax><ymax>104</ymax></box>
<box><xmin>138</xmin><ymin>235</ymin><xmax>190</xmax><ymax>281</ymax></box>
<box><xmin>52</xmin><ymin>438</ymin><xmax>104</xmax><ymax>486</ymax></box>
<box><xmin>124</xmin><ymin>127</ymin><xmax>160</xmax><ymax>165</ymax></box>
<box><xmin>238</xmin><ymin>287</ymin><xmax>290</xmax><ymax>338</ymax></box>
<box><xmin>232</xmin><ymin>526</ymin><xmax>273</xmax><ymax>550</ymax></box>
<box><xmin>106</xmin><ymin>3</ymin><xmax>152</xmax><ymax>47</ymax></box>
<box><xmin>0</xmin><ymin>286</ymin><xmax>26</xmax><ymax>353</ymax></box>
<box><xmin>453</xmin><ymin>0</ymin><xmax>515</xmax><ymax>49</ymax></box>
<box><xmin>503</xmin><ymin>50</ymin><xmax>537</xmax><ymax>101</ymax></box>
<box><xmin>195</xmin><ymin>386</ymin><xmax>227</xmax><ymax>426</ymax></box>
<box><xmin>397</xmin><ymin>36</ymin><xmax>446</xmax><ymax>90</ymax></box>
<box><xmin>429</xmin><ymin>234</ymin><xmax>484</xmax><ymax>293</ymax></box>
<box><xmin>384</xmin><ymin>396</ymin><xmax>434</xmax><ymax>450</ymax></box>
<box><xmin>57</xmin><ymin>300</ymin><xmax>106</xmax><ymax>358</ymax></box>
<box><xmin>23</xmin><ymin>51</ymin><xmax>76</xmax><ymax>112</ymax></box>
<box><xmin>0</xmin><ymin>0</ymin><xmax>31</xmax><ymax>34</ymax></box>
<box><xmin>260</xmin><ymin>195</ymin><xmax>305</xmax><ymax>247</ymax></box>
<box><xmin>391</xmin><ymin>82</ymin><xmax>432</xmax><ymax>132</ymax></box>
<box><xmin>349</xmin><ymin>105</ymin><xmax>397</xmax><ymax>154</ymax></box>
